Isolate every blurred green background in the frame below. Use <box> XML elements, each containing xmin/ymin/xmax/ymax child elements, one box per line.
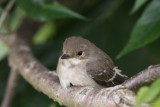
<box><xmin>0</xmin><ymin>0</ymin><xmax>160</xmax><ymax>107</ymax></box>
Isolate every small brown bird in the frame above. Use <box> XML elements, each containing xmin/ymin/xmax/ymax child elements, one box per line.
<box><xmin>56</xmin><ymin>37</ymin><xmax>127</xmax><ymax>88</ymax></box>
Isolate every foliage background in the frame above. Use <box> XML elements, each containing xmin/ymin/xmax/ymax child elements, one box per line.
<box><xmin>0</xmin><ymin>0</ymin><xmax>160</xmax><ymax>107</ymax></box>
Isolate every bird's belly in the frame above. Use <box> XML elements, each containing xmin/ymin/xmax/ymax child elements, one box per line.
<box><xmin>57</xmin><ymin>58</ymin><xmax>100</xmax><ymax>88</ymax></box>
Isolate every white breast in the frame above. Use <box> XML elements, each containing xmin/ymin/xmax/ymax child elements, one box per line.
<box><xmin>56</xmin><ymin>58</ymin><xmax>100</xmax><ymax>88</ymax></box>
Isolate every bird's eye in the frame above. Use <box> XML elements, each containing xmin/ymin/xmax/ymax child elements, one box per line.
<box><xmin>77</xmin><ymin>51</ymin><xmax>83</xmax><ymax>56</ymax></box>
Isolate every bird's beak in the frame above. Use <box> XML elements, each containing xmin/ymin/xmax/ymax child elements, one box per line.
<box><xmin>61</xmin><ymin>54</ymin><xmax>72</xmax><ymax>59</ymax></box>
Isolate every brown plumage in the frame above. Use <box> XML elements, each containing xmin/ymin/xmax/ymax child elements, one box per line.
<box><xmin>57</xmin><ymin>36</ymin><xmax>127</xmax><ymax>88</ymax></box>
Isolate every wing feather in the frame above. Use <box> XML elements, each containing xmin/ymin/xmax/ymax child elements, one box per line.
<box><xmin>86</xmin><ymin>58</ymin><xmax>127</xmax><ymax>87</ymax></box>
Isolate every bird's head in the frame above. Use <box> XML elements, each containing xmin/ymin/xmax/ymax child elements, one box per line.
<box><xmin>61</xmin><ymin>36</ymin><xmax>93</xmax><ymax>60</ymax></box>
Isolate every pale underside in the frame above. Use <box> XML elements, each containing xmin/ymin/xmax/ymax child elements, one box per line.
<box><xmin>57</xmin><ymin>58</ymin><xmax>101</xmax><ymax>88</ymax></box>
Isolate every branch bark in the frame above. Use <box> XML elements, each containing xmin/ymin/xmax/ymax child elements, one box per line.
<box><xmin>0</xmin><ymin>0</ymin><xmax>157</xmax><ymax>107</ymax></box>
<box><xmin>122</xmin><ymin>64</ymin><xmax>160</xmax><ymax>91</ymax></box>
<box><xmin>1</xmin><ymin>32</ymin><xmax>159</xmax><ymax>106</ymax></box>
<box><xmin>5</xmin><ymin>34</ymin><xmax>137</xmax><ymax>107</ymax></box>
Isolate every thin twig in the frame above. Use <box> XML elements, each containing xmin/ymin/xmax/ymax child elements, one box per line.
<box><xmin>0</xmin><ymin>0</ymin><xmax>15</xmax><ymax>28</ymax></box>
<box><xmin>1</xmin><ymin>69</ymin><xmax>19</xmax><ymax>107</ymax></box>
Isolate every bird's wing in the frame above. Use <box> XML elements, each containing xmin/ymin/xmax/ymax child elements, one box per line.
<box><xmin>86</xmin><ymin>59</ymin><xmax>127</xmax><ymax>87</ymax></box>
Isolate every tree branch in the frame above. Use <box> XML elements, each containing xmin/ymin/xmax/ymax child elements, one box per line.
<box><xmin>0</xmin><ymin>31</ymin><xmax>157</xmax><ymax>106</ymax></box>
<box><xmin>5</xmin><ymin>34</ymin><xmax>138</xmax><ymax>107</ymax></box>
<box><xmin>0</xmin><ymin>1</ymin><xmax>157</xmax><ymax>106</ymax></box>
<box><xmin>122</xmin><ymin>64</ymin><xmax>160</xmax><ymax>91</ymax></box>
<box><xmin>0</xmin><ymin>0</ymin><xmax>15</xmax><ymax>28</ymax></box>
<box><xmin>1</xmin><ymin>69</ymin><xmax>19</xmax><ymax>107</ymax></box>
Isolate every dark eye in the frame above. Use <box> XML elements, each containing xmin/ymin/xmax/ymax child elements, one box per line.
<box><xmin>77</xmin><ymin>51</ymin><xmax>83</xmax><ymax>56</ymax></box>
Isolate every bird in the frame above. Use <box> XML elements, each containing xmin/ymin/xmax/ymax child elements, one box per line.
<box><xmin>56</xmin><ymin>36</ymin><xmax>128</xmax><ymax>88</ymax></box>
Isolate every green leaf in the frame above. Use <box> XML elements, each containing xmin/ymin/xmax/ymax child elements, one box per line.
<box><xmin>42</xmin><ymin>2</ymin><xmax>87</xmax><ymax>21</ymax></box>
<box><xmin>0</xmin><ymin>7</ymin><xmax>25</xmax><ymax>35</ymax></box>
<box><xmin>135</xmin><ymin>79</ymin><xmax>160</xmax><ymax>106</ymax></box>
<box><xmin>152</xmin><ymin>98</ymin><xmax>160</xmax><ymax>107</ymax></box>
<box><xmin>33</xmin><ymin>21</ymin><xmax>56</xmax><ymax>44</ymax></box>
<box><xmin>143</xmin><ymin>79</ymin><xmax>160</xmax><ymax>102</ymax></box>
<box><xmin>0</xmin><ymin>40</ymin><xmax>9</xmax><ymax>61</ymax></box>
<box><xmin>0</xmin><ymin>26</ymin><xmax>9</xmax><ymax>35</ymax></box>
<box><xmin>130</xmin><ymin>0</ymin><xmax>149</xmax><ymax>14</ymax></box>
<box><xmin>16</xmin><ymin>0</ymin><xmax>87</xmax><ymax>21</ymax></box>
<box><xmin>117</xmin><ymin>0</ymin><xmax>160</xmax><ymax>59</ymax></box>
<box><xmin>135</xmin><ymin>86</ymin><xmax>149</xmax><ymax>106</ymax></box>
<box><xmin>48</xmin><ymin>103</ymin><xmax>56</xmax><ymax>107</ymax></box>
<box><xmin>9</xmin><ymin>6</ymin><xmax>26</xmax><ymax>31</ymax></box>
